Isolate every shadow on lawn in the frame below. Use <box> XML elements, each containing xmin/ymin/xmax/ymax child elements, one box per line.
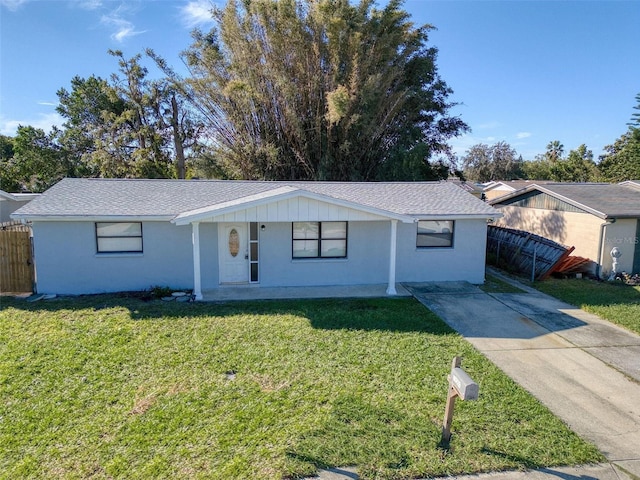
<box><xmin>0</xmin><ymin>295</ymin><xmax>455</xmax><ymax>335</ymax></box>
<box><xmin>537</xmin><ymin>278</ymin><xmax>640</xmax><ymax>305</ymax></box>
<box><xmin>481</xmin><ymin>448</ymin><xmax>600</xmax><ymax>480</ymax></box>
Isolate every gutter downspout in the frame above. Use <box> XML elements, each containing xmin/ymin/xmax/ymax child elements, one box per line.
<box><xmin>596</xmin><ymin>218</ymin><xmax>616</xmax><ymax>279</ymax></box>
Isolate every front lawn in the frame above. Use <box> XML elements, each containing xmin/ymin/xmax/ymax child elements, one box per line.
<box><xmin>535</xmin><ymin>278</ymin><xmax>640</xmax><ymax>335</ymax></box>
<box><xmin>0</xmin><ymin>296</ymin><xmax>602</xmax><ymax>479</ymax></box>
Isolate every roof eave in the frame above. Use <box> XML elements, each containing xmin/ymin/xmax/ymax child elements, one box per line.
<box><xmin>410</xmin><ymin>213</ymin><xmax>502</xmax><ymax>220</ymax></box>
<box><xmin>490</xmin><ymin>184</ymin><xmax>608</xmax><ymax>218</ymax></box>
<box><xmin>11</xmin><ymin>214</ymin><xmax>175</xmax><ymax>222</ymax></box>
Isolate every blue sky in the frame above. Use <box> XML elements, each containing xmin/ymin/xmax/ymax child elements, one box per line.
<box><xmin>1</xmin><ymin>0</ymin><xmax>638</xmax><ymax>161</ymax></box>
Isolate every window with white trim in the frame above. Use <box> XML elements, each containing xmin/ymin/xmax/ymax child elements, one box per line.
<box><xmin>417</xmin><ymin>220</ymin><xmax>454</xmax><ymax>248</ymax></box>
<box><xmin>292</xmin><ymin>222</ymin><xmax>347</xmax><ymax>258</ymax></box>
<box><xmin>96</xmin><ymin>222</ymin><xmax>143</xmax><ymax>253</ymax></box>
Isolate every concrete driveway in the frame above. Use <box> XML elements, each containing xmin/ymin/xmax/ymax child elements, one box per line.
<box><xmin>405</xmin><ymin>272</ymin><xmax>640</xmax><ymax>478</ymax></box>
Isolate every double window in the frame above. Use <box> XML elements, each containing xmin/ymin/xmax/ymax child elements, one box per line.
<box><xmin>96</xmin><ymin>222</ymin><xmax>143</xmax><ymax>253</ymax></box>
<box><xmin>417</xmin><ymin>220</ymin><xmax>454</xmax><ymax>248</ymax></box>
<box><xmin>292</xmin><ymin>222</ymin><xmax>347</xmax><ymax>258</ymax></box>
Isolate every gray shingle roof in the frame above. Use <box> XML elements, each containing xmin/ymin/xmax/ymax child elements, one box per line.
<box><xmin>492</xmin><ymin>183</ymin><xmax>640</xmax><ymax>219</ymax></box>
<box><xmin>13</xmin><ymin>178</ymin><xmax>499</xmax><ymax>219</ymax></box>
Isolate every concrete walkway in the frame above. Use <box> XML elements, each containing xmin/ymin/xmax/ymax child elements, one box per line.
<box><xmin>309</xmin><ymin>273</ymin><xmax>640</xmax><ymax>480</ymax></box>
<box><xmin>406</xmin><ymin>271</ymin><xmax>640</xmax><ymax>479</ymax></box>
<box><xmin>201</xmin><ymin>283</ymin><xmax>411</xmax><ymax>301</ymax></box>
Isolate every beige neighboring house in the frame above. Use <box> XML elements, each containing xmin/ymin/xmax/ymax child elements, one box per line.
<box><xmin>0</xmin><ymin>190</ymin><xmax>39</xmax><ymax>224</ymax></box>
<box><xmin>490</xmin><ymin>183</ymin><xmax>640</xmax><ymax>277</ymax></box>
<box><xmin>483</xmin><ymin>180</ymin><xmax>553</xmax><ymax>201</ymax></box>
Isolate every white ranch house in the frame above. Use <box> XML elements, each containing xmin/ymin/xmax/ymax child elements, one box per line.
<box><xmin>12</xmin><ymin>178</ymin><xmax>500</xmax><ymax>298</ymax></box>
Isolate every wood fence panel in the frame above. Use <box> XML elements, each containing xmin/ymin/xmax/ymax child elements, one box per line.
<box><xmin>487</xmin><ymin>225</ymin><xmax>571</xmax><ymax>280</ymax></box>
<box><xmin>0</xmin><ymin>230</ymin><xmax>34</xmax><ymax>293</ymax></box>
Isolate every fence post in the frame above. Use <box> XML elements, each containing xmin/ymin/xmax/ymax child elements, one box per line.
<box><xmin>531</xmin><ymin>244</ymin><xmax>538</xmax><ymax>282</ymax></box>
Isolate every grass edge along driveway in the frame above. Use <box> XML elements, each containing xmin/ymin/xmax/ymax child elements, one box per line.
<box><xmin>0</xmin><ymin>296</ymin><xmax>603</xmax><ymax>479</ymax></box>
<box><xmin>534</xmin><ymin>277</ymin><xmax>640</xmax><ymax>336</ymax></box>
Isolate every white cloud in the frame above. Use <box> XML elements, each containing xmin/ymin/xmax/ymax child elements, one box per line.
<box><xmin>516</xmin><ymin>132</ymin><xmax>532</xmax><ymax>139</ymax></box>
<box><xmin>76</xmin><ymin>0</ymin><xmax>102</xmax><ymax>10</ymax></box>
<box><xmin>180</xmin><ymin>0</ymin><xmax>215</xmax><ymax>28</ymax></box>
<box><xmin>101</xmin><ymin>15</ymin><xmax>146</xmax><ymax>42</ymax></box>
<box><xmin>0</xmin><ymin>0</ymin><xmax>28</xmax><ymax>11</ymax></box>
<box><xmin>0</xmin><ymin>112</ymin><xmax>65</xmax><ymax>136</ymax></box>
<box><xmin>101</xmin><ymin>5</ymin><xmax>146</xmax><ymax>42</ymax></box>
<box><xmin>37</xmin><ymin>101</ymin><xmax>58</xmax><ymax>106</ymax></box>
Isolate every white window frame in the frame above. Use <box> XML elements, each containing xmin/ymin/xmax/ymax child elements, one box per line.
<box><xmin>292</xmin><ymin>221</ymin><xmax>347</xmax><ymax>259</ymax></box>
<box><xmin>416</xmin><ymin>220</ymin><xmax>454</xmax><ymax>248</ymax></box>
<box><xmin>96</xmin><ymin>222</ymin><xmax>143</xmax><ymax>254</ymax></box>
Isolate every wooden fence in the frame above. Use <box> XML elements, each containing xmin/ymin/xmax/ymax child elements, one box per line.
<box><xmin>487</xmin><ymin>225</ymin><xmax>574</xmax><ymax>281</ymax></box>
<box><xmin>1</xmin><ymin>223</ymin><xmax>34</xmax><ymax>293</ymax></box>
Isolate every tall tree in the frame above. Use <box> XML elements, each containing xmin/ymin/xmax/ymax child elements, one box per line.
<box><xmin>628</xmin><ymin>92</ymin><xmax>640</xmax><ymax>128</ymax></box>
<box><xmin>545</xmin><ymin>140</ymin><xmax>564</xmax><ymax>163</ymax></box>
<box><xmin>599</xmin><ymin>130</ymin><xmax>640</xmax><ymax>182</ymax></box>
<box><xmin>521</xmin><ymin>141</ymin><xmax>598</xmax><ymax>182</ymax></box>
<box><xmin>599</xmin><ymin>94</ymin><xmax>640</xmax><ymax>182</ymax></box>
<box><xmin>57</xmin><ymin>52</ymin><xmax>172</xmax><ymax>178</ymax></box>
<box><xmin>0</xmin><ymin>135</ymin><xmax>20</xmax><ymax>192</ymax></box>
<box><xmin>56</xmin><ymin>74</ymin><xmax>126</xmax><ymax>176</ymax></box>
<box><xmin>461</xmin><ymin>141</ymin><xmax>521</xmax><ymax>182</ymax></box>
<box><xmin>552</xmin><ymin>144</ymin><xmax>598</xmax><ymax>182</ymax></box>
<box><xmin>145</xmin><ymin>49</ymin><xmax>204</xmax><ymax>179</ymax></box>
<box><xmin>1</xmin><ymin>126</ymin><xmax>75</xmax><ymax>192</ymax></box>
<box><xmin>181</xmin><ymin>0</ymin><xmax>467</xmax><ymax>181</ymax></box>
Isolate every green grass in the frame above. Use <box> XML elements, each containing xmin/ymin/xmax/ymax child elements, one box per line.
<box><xmin>535</xmin><ymin>278</ymin><xmax>640</xmax><ymax>335</ymax></box>
<box><xmin>0</xmin><ymin>295</ymin><xmax>602</xmax><ymax>479</ymax></box>
<box><xmin>481</xmin><ymin>274</ymin><xmax>527</xmax><ymax>294</ymax></box>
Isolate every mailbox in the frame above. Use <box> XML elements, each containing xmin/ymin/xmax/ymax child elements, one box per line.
<box><xmin>451</xmin><ymin>367</ymin><xmax>479</xmax><ymax>401</ymax></box>
<box><xmin>441</xmin><ymin>356</ymin><xmax>479</xmax><ymax>444</ymax></box>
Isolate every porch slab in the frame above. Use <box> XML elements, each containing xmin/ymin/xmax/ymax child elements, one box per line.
<box><xmin>201</xmin><ymin>283</ymin><xmax>411</xmax><ymax>302</ymax></box>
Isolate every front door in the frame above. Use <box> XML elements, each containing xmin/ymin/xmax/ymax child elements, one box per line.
<box><xmin>219</xmin><ymin>223</ymin><xmax>249</xmax><ymax>284</ymax></box>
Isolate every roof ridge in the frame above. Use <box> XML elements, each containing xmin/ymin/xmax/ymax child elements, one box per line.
<box><xmin>61</xmin><ymin>177</ymin><xmax>446</xmax><ymax>186</ymax></box>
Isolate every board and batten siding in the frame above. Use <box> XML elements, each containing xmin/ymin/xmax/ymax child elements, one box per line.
<box><xmin>188</xmin><ymin>196</ymin><xmax>394</xmax><ymax>224</ymax></box>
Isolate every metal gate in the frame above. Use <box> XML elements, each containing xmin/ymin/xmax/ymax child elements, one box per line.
<box><xmin>0</xmin><ymin>224</ymin><xmax>34</xmax><ymax>293</ymax></box>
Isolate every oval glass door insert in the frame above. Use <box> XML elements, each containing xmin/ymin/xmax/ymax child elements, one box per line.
<box><xmin>228</xmin><ymin>229</ymin><xmax>239</xmax><ymax>257</ymax></box>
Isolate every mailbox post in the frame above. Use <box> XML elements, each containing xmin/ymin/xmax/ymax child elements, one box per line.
<box><xmin>441</xmin><ymin>356</ymin><xmax>479</xmax><ymax>444</ymax></box>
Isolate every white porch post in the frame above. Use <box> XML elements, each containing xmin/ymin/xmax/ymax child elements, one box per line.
<box><xmin>192</xmin><ymin>221</ymin><xmax>203</xmax><ymax>301</ymax></box>
<box><xmin>386</xmin><ymin>219</ymin><xmax>398</xmax><ymax>295</ymax></box>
